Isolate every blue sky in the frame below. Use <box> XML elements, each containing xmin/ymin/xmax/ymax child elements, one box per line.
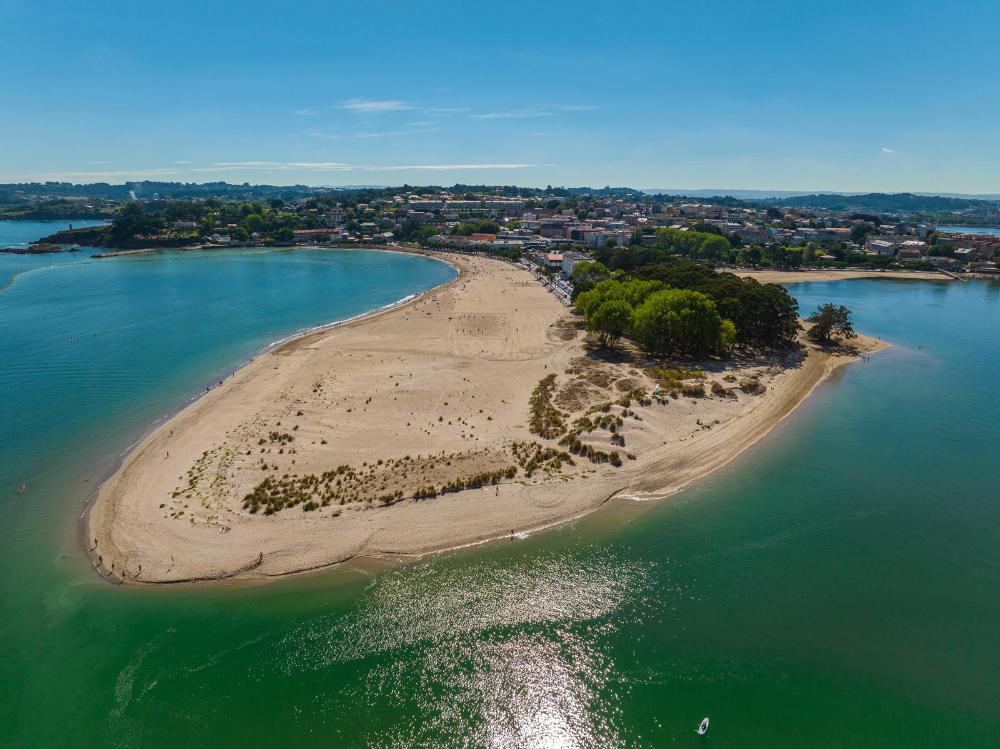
<box><xmin>2</xmin><ymin>0</ymin><xmax>998</xmax><ymax>192</ymax></box>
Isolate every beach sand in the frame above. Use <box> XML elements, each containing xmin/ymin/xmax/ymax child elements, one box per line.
<box><xmin>735</xmin><ymin>269</ymin><xmax>951</xmax><ymax>283</ymax></box>
<box><xmin>88</xmin><ymin>253</ymin><xmax>884</xmax><ymax>583</ymax></box>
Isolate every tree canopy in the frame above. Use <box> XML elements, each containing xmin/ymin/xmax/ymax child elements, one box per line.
<box><xmin>575</xmin><ymin>278</ymin><xmax>734</xmax><ymax>357</ymax></box>
<box><xmin>806</xmin><ymin>304</ymin><xmax>856</xmax><ymax>343</ymax></box>
<box><xmin>635</xmin><ymin>261</ymin><xmax>799</xmax><ymax>348</ymax></box>
<box><xmin>632</xmin><ymin>289</ymin><xmax>728</xmax><ymax>358</ymax></box>
<box><xmin>588</xmin><ymin>298</ymin><xmax>633</xmax><ymax>348</ymax></box>
<box><xmin>568</xmin><ymin>260</ymin><xmax>611</xmax><ymax>300</ymax></box>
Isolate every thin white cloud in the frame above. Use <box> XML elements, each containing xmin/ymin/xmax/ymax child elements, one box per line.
<box><xmin>561</xmin><ymin>104</ymin><xmax>599</xmax><ymax>111</ymax></box>
<box><xmin>39</xmin><ymin>168</ymin><xmax>184</xmax><ymax>179</ymax></box>
<box><xmin>205</xmin><ymin>161</ymin><xmax>352</xmax><ymax>171</ymax></box>
<box><xmin>87</xmin><ymin>161</ymin><xmax>113</xmax><ymax>165</ymax></box>
<box><xmin>470</xmin><ymin>109</ymin><xmax>555</xmax><ymax>120</ymax></box>
<box><xmin>371</xmin><ymin>163</ymin><xmax>534</xmax><ymax>171</ymax></box>
<box><xmin>407</xmin><ymin>120</ymin><xmax>434</xmax><ymax>127</ymax></box>
<box><xmin>882</xmin><ymin>146</ymin><xmax>896</xmax><ymax>155</ymax></box>
<box><xmin>294</xmin><ymin>107</ymin><xmax>319</xmax><ymax>116</ymax></box>
<box><xmin>173</xmin><ymin>160</ymin><xmax>191</xmax><ymax>164</ymax></box>
<box><xmin>341</xmin><ymin>98</ymin><xmax>412</xmax><ymax>113</ymax></box>
<box><xmin>307</xmin><ymin>131</ymin><xmax>343</xmax><ymax>140</ymax></box>
<box><xmin>353</xmin><ymin>127</ymin><xmax>440</xmax><ymax>139</ymax></box>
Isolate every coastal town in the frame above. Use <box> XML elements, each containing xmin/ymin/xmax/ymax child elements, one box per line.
<box><xmin>25</xmin><ymin>182</ymin><xmax>911</xmax><ymax>584</ymax></box>
<box><xmin>6</xmin><ymin>183</ymin><xmax>999</xmax><ymax>278</ymax></box>
<box><xmin>1</xmin><ymin>180</ymin><xmax>998</xmax><ymax>581</ymax></box>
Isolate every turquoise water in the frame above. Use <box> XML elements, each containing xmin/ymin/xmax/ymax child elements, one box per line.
<box><xmin>1</xmin><ymin>221</ymin><xmax>999</xmax><ymax>747</ymax></box>
<box><xmin>0</xmin><ymin>219</ymin><xmax>108</xmax><ymax>248</ymax></box>
<box><xmin>0</xmin><ymin>219</ymin><xmax>108</xmax><ymax>287</ymax></box>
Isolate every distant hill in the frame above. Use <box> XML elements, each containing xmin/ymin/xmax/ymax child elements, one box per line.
<box><xmin>644</xmin><ymin>189</ymin><xmax>1000</xmax><ymax>205</ymax></box>
<box><xmin>0</xmin><ymin>181</ymin><xmax>332</xmax><ymax>204</ymax></box>
<box><xmin>644</xmin><ymin>188</ymin><xmax>819</xmax><ymax>200</ymax></box>
<box><xmin>0</xmin><ymin>181</ymin><xmax>646</xmax><ymax>204</ymax></box>
<box><xmin>766</xmin><ymin>192</ymin><xmax>1000</xmax><ymax>213</ymax></box>
<box><xmin>4</xmin><ymin>183</ymin><xmax>999</xmax><ymax>216</ymax></box>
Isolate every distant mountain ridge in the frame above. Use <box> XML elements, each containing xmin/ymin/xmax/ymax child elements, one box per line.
<box><xmin>644</xmin><ymin>188</ymin><xmax>1000</xmax><ymax>201</ymax></box>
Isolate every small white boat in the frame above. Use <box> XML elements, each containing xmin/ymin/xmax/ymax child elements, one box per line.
<box><xmin>697</xmin><ymin>717</ymin><xmax>710</xmax><ymax>735</ymax></box>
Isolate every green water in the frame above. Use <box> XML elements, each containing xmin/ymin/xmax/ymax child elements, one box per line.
<box><xmin>2</xmin><ymin>226</ymin><xmax>998</xmax><ymax>746</ymax></box>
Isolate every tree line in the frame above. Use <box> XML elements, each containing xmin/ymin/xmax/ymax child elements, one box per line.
<box><xmin>575</xmin><ymin>278</ymin><xmax>737</xmax><ymax>357</ymax></box>
<box><xmin>571</xmin><ymin>259</ymin><xmax>800</xmax><ymax>356</ymax></box>
<box><xmin>593</xmin><ymin>227</ymin><xmax>733</xmax><ymax>270</ymax></box>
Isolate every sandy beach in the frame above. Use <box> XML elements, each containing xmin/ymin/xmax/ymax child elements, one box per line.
<box><xmin>87</xmin><ymin>252</ymin><xmax>883</xmax><ymax>583</ymax></box>
<box><xmin>735</xmin><ymin>268</ymin><xmax>952</xmax><ymax>283</ymax></box>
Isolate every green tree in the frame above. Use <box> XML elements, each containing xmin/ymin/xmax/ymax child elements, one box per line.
<box><xmin>455</xmin><ymin>219</ymin><xmax>500</xmax><ymax>236</ymax></box>
<box><xmin>587</xmin><ymin>298</ymin><xmax>633</xmax><ymax>348</ymax></box>
<box><xmin>108</xmin><ymin>202</ymin><xmax>162</xmax><ymax>243</ymax></box>
<box><xmin>850</xmin><ymin>223</ymin><xmax>875</xmax><ymax>244</ymax></box>
<box><xmin>806</xmin><ymin>303</ymin><xmax>857</xmax><ymax>343</ymax></box>
<box><xmin>635</xmin><ymin>262</ymin><xmax>799</xmax><ymax>348</ymax></box>
<box><xmin>653</xmin><ymin>227</ymin><xmax>732</xmax><ymax>261</ymax></box>
<box><xmin>720</xmin><ymin>318</ymin><xmax>737</xmax><ymax>351</ymax></box>
<box><xmin>619</xmin><ymin>279</ymin><xmax>665</xmax><ymax>307</ymax></box>
<box><xmin>632</xmin><ymin>289</ymin><xmax>726</xmax><ymax>358</ymax></box>
<box><xmin>242</xmin><ymin>213</ymin><xmax>266</xmax><ymax>234</ymax></box>
<box><xmin>413</xmin><ymin>225</ymin><xmax>439</xmax><ymax>245</ymax></box>
<box><xmin>569</xmin><ymin>260</ymin><xmax>610</xmax><ymax>300</ymax></box>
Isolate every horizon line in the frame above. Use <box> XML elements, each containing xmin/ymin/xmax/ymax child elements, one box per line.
<box><xmin>2</xmin><ymin>179</ymin><xmax>1000</xmax><ymax>200</ymax></box>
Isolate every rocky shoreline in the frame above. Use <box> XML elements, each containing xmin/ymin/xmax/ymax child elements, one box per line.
<box><xmin>0</xmin><ymin>242</ymin><xmax>79</xmax><ymax>255</ymax></box>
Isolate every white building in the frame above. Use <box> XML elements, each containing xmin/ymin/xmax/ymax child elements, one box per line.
<box><xmin>866</xmin><ymin>238</ymin><xmax>898</xmax><ymax>256</ymax></box>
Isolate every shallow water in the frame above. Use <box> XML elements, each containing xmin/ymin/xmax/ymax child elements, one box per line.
<box><xmin>0</xmin><ymin>219</ymin><xmax>108</xmax><ymax>287</ymax></box>
<box><xmin>936</xmin><ymin>225</ymin><xmax>1000</xmax><ymax>236</ymax></box>
<box><xmin>1</xmin><ymin>223</ymin><xmax>998</xmax><ymax>747</ymax></box>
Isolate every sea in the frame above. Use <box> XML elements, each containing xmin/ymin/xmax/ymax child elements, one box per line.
<box><xmin>935</xmin><ymin>225</ymin><xmax>1000</xmax><ymax>237</ymax></box>
<box><xmin>1</xmin><ymin>220</ymin><xmax>999</xmax><ymax>747</ymax></box>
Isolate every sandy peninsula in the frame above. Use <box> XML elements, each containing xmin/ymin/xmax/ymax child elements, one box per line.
<box><xmin>88</xmin><ymin>252</ymin><xmax>883</xmax><ymax>583</ymax></box>
<box><xmin>735</xmin><ymin>268</ymin><xmax>952</xmax><ymax>283</ymax></box>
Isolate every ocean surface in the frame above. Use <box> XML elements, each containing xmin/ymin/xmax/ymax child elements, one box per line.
<box><xmin>2</xmin><ymin>222</ymin><xmax>999</xmax><ymax>747</ymax></box>
<box><xmin>0</xmin><ymin>219</ymin><xmax>109</xmax><ymax>286</ymax></box>
<box><xmin>0</xmin><ymin>218</ymin><xmax>108</xmax><ymax>248</ymax></box>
